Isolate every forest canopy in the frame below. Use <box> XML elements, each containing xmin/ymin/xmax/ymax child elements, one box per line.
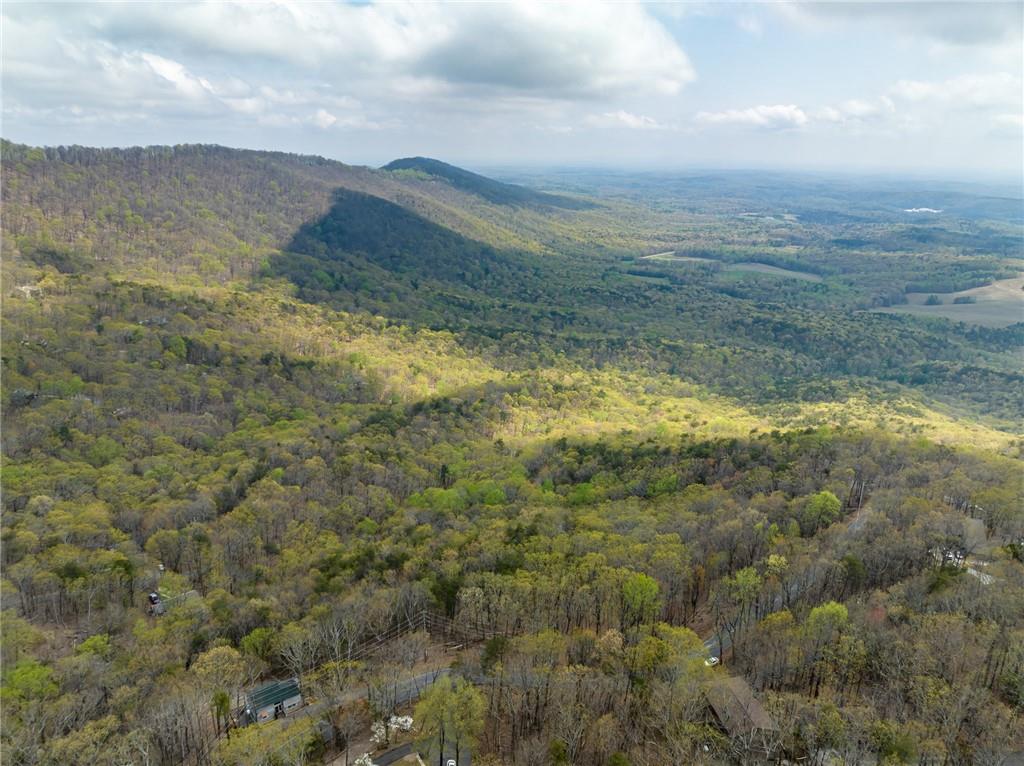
<box><xmin>1</xmin><ymin>142</ymin><xmax>1022</xmax><ymax>766</ymax></box>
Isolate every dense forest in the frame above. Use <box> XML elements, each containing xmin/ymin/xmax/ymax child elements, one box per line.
<box><xmin>1</xmin><ymin>142</ymin><xmax>1022</xmax><ymax>766</ymax></box>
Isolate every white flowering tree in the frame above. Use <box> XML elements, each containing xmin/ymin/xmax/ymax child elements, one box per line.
<box><xmin>371</xmin><ymin>715</ymin><xmax>415</xmax><ymax>746</ymax></box>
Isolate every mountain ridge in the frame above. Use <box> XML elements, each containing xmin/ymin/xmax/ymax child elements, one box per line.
<box><xmin>3</xmin><ymin>139</ymin><xmax>1022</xmax><ymax>431</ymax></box>
<box><xmin>383</xmin><ymin>155</ymin><xmax>598</xmax><ymax>209</ymax></box>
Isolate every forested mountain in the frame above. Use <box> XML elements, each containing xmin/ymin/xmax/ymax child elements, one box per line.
<box><xmin>383</xmin><ymin>157</ymin><xmax>596</xmax><ymax>209</ymax></box>
<box><xmin>1</xmin><ymin>142</ymin><xmax>1022</xmax><ymax>766</ymax></box>
<box><xmin>12</xmin><ymin>142</ymin><xmax>1013</xmax><ymax>426</ymax></box>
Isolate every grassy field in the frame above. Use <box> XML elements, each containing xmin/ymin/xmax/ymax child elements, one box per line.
<box><xmin>640</xmin><ymin>252</ymin><xmax>714</xmax><ymax>263</ymax></box>
<box><xmin>727</xmin><ymin>262</ymin><xmax>824</xmax><ymax>282</ymax></box>
<box><xmin>641</xmin><ymin>252</ymin><xmax>824</xmax><ymax>282</ymax></box>
<box><xmin>872</xmin><ymin>274</ymin><xmax>1024</xmax><ymax>327</ymax></box>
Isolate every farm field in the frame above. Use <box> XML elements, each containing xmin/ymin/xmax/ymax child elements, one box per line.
<box><xmin>872</xmin><ymin>274</ymin><xmax>1024</xmax><ymax>327</ymax></box>
<box><xmin>640</xmin><ymin>252</ymin><xmax>824</xmax><ymax>281</ymax></box>
<box><xmin>726</xmin><ymin>262</ymin><xmax>824</xmax><ymax>282</ymax></box>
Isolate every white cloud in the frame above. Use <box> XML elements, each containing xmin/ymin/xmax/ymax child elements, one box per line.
<box><xmin>1</xmin><ymin>1</ymin><xmax>1019</xmax><ymax>176</ymax></box>
<box><xmin>139</xmin><ymin>53</ymin><xmax>215</xmax><ymax>101</ymax></box>
<box><xmin>815</xmin><ymin>97</ymin><xmax>894</xmax><ymax>125</ymax></box>
<box><xmin>223</xmin><ymin>97</ymin><xmax>265</xmax><ymax>116</ymax></box>
<box><xmin>311</xmin><ymin>109</ymin><xmax>337</xmax><ymax>129</ymax></box>
<box><xmin>888</xmin><ymin>73</ymin><xmax>1022</xmax><ymax>111</ymax></box>
<box><xmin>777</xmin><ymin>2</ymin><xmax>1022</xmax><ymax>48</ymax></box>
<box><xmin>815</xmin><ymin>106</ymin><xmax>843</xmax><ymax>124</ymax></box>
<box><xmin>838</xmin><ymin>99</ymin><xmax>881</xmax><ymax>119</ymax></box>
<box><xmin>993</xmin><ymin>113</ymin><xmax>1024</xmax><ymax>128</ymax></box>
<box><xmin>720</xmin><ymin>73</ymin><xmax>1022</xmax><ymax>142</ymax></box>
<box><xmin>736</xmin><ymin>13</ymin><xmax>763</xmax><ymax>37</ymax></box>
<box><xmin>775</xmin><ymin>2</ymin><xmax>1023</xmax><ymax>70</ymax></box>
<box><xmin>586</xmin><ymin>111</ymin><xmax>668</xmax><ymax>130</ymax></box>
<box><xmin>0</xmin><ymin>8</ymin><xmax>387</xmax><ymax>132</ymax></box>
<box><xmin>696</xmin><ymin>104</ymin><xmax>808</xmax><ymax>129</ymax></box>
<box><xmin>990</xmin><ymin>112</ymin><xmax>1024</xmax><ymax>139</ymax></box>
<box><xmin>7</xmin><ymin>2</ymin><xmax>694</xmax><ymax>103</ymax></box>
<box><xmin>1</xmin><ymin>1</ymin><xmax>696</xmax><ymax>143</ymax></box>
<box><xmin>409</xmin><ymin>4</ymin><xmax>695</xmax><ymax>99</ymax></box>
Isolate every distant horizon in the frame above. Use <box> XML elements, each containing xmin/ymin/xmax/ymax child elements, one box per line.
<box><xmin>4</xmin><ymin>135</ymin><xmax>1022</xmax><ymax>192</ymax></box>
<box><xmin>3</xmin><ymin>2</ymin><xmax>1020</xmax><ymax>181</ymax></box>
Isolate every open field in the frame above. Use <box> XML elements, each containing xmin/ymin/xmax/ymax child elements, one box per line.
<box><xmin>727</xmin><ymin>262</ymin><xmax>824</xmax><ymax>282</ymax></box>
<box><xmin>871</xmin><ymin>274</ymin><xmax>1024</xmax><ymax>327</ymax></box>
<box><xmin>640</xmin><ymin>251</ymin><xmax>714</xmax><ymax>263</ymax></box>
<box><xmin>640</xmin><ymin>252</ymin><xmax>824</xmax><ymax>282</ymax></box>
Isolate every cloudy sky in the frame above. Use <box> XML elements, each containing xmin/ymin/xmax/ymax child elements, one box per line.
<box><xmin>3</xmin><ymin>1</ymin><xmax>1022</xmax><ymax>179</ymax></box>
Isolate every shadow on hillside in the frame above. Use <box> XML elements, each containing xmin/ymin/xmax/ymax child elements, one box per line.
<box><xmin>266</xmin><ymin>188</ymin><xmax>540</xmax><ymax>320</ymax></box>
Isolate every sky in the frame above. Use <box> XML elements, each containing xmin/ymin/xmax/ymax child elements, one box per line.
<box><xmin>2</xmin><ymin>1</ymin><xmax>1022</xmax><ymax>180</ymax></box>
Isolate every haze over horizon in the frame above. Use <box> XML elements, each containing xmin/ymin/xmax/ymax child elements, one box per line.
<box><xmin>3</xmin><ymin>1</ymin><xmax>1022</xmax><ymax>182</ymax></box>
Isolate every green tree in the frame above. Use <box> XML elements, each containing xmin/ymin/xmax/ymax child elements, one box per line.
<box><xmin>212</xmin><ymin>689</ymin><xmax>232</xmax><ymax>737</ymax></box>
<box><xmin>2</xmin><ymin>659</ymin><xmax>58</xmax><ymax>700</ymax></box>
<box><xmin>811</xmin><ymin>704</ymin><xmax>846</xmax><ymax>762</ymax></box>
<box><xmin>801</xmin><ymin>491</ymin><xmax>842</xmax><ymax>535</ymax></box>
<box><xmin>871</xmin><ymin>720</ymin><xmax>917</xmax><ymax>764</ymax></box>
<box><xmin>621</xmin><ymin>572</ymin><xmax>660</xmax><ymax>630</ymax></box>
<box><xmin>240</xmin><ymin>627</ymin><xmax>276</xmax><ymax>663</ymax></box>
<box><xmin>415</xmin><ymin>676</ymin><xmax>485</xmax><ymax>766</ymax></box>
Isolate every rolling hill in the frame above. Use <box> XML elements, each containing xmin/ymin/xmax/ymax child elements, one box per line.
<box><xmin>3</xmin><ymin>141</ymin><xmax>1022</xmax><ymax>430</ymax></box>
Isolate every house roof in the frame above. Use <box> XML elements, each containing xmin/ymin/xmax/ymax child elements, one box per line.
<box><xmin>706</xmin><ymin>676</ymin><xmax>778</xmax><ymax>736</ymax></box>
<box><xmin>246</xmin><ymin>678</ymin><xmax>301</xmax><ymax>710</ymax></box>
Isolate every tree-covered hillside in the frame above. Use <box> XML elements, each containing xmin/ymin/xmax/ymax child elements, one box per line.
<box><xmin>1</xmin><ymin>142</ymin><xmax>1022</xmax><ymax>766</ymax></box>
<box><xmin>383</xmin><ymin>157</ymin><xmax>596</xmax><ymax>209</ymax></box>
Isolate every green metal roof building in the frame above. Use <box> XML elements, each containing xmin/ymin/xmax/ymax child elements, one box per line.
<box><xmin>242</xmin><ymin>678</ymin><xmax>303</xmax><ymax>725</ymax></box>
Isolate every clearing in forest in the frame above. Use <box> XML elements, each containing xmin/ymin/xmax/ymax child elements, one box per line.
<box><xmin>726</xmin><ymin>262</ymin><xmax>823</xmax><ymax>282</ymax></box>
<box><xmin>871</xmin><ymin>274</ymin><xmax>1024</xmax><ymax>328</ymax></box>
<box><xmin>640</xmin><ymin>252</ymin><xmax>823</xmax><ymax>282</ymax></box>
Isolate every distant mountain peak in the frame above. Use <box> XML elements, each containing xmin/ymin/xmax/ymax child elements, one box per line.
<box><xmin>382</xmin><ymin>156</ymin><xmax>594</xmax><ymax>210</ymax></box>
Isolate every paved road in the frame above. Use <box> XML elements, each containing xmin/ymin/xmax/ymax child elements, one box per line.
<box><xmin>375</xmin><ymin>742</ymin><xmax>473</xmax><ymax>766</ymax></box>
<box><xmin>703</xmin><ymin>633</ymin><xmax>728</xmax><ymax>660</ymax></box>
<box><xmin>374</xmin><ymin>742</ymin><xmax>414</xmax><ymax>765</ymax></box>
<box><xmin>392</xmin><ymin>668</ymin><xmax>449</xmax><ymax>705</ymax></box>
